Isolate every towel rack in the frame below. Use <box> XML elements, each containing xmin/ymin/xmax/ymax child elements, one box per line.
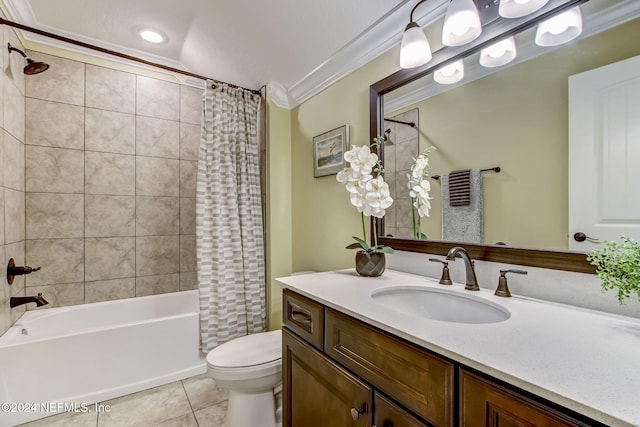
<box><xmin>431</xmin><ymin>166</ymin><xmax>500</xmax><ymax>181</ymax></box>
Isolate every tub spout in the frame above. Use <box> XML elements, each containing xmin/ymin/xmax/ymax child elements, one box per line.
<box><xmin>9</xmin><ymin>293</ymin><xmax>48</xmax><ymax>308</ymax></box>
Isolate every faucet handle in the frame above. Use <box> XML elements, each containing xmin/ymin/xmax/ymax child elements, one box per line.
<box><xmin>428</xmin><ymin>258</ymin><xmax>453</xmax><ymax>286</ymax></box>
<box><xmin>495</xmin><ymin>269</ymin><xmax>528</xmax><ymax>297</ymax></box>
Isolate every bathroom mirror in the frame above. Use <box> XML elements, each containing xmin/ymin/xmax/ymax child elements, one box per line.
<box><xmin>370</xmin><ymin>0</ymin><xmax>640</xmax><ymax>272</ymax></box>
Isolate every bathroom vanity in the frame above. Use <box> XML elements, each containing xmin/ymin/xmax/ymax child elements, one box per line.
<box><xmin>278</xmin><ymin>270</ymin><xmax>640</xmax><ymax>427</ymax></box>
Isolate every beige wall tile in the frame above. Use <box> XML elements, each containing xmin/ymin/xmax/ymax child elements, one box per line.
<box><xmin>85</xmin><ymin>278</ymin><xmax>135</xmax><ymax>303</ymax></box>
<box><xmin>26</xmin><ymin>146</ymin><xmax>84</xmax><ymax>193</ymax></box>
<box><xmin>136</xmin><ymin>196</ymin><xmax>179</xmax><ymax>236</ymax></box>
<box><xmin>4</xmin><ymin>188</ymin><xmax>25</xmax><ymax>243</ymax></box>
<box><xmin>85</xmin><ymin>151</ymin><xmax>135</xmax><ymax>195</ymax></box>
<box><xmin>4</xmin><ymin>30</ymin><xmax>25</xmax><ymax>93</ymax></box>
<box><xmin>85</xmin><ymin>195</ymin><xmax>135</xmax><ymax>237</ymax></box>
<box><xmin>86</xmin><ymin>65</ymin><xmax>135</xmax><ymax>113</ymax></box>
<box><xmin>85</xmin><ymin>237</ymin><xmax>135</xmax><ymax>281</ymax></box>
<box><xmin>135</xmin><ymin>273</ymin><xmax>179</xmax><ymax>296</ymax></box>
<box><xmin>136</xmin><ymin>116</ymin><xmax>179</xmax><ymax>159</ymax></box>
<box><xmin>136</xmin><ymin>157</ymin><xmax>179</xmax><ymax>196</ymax></box>
<box><xmin>136</xmin><ymin>235</ymin><xmax>179</xmax><ymax>276</ymax></box>
<box><xmin>0</xmin><ymin>190</ymin><xmax>4</xmax><ymax>246</ymax></box>
<box><xmin>179</xmin><ymin>197</ymin><xmax>196</xmax><ymax>235</ymax></box>
<box><xmin>137</xmin><ymin>76</ymin><xmax>179</xmax><ymax>120</ymax></box>
<box><xmin>179</xmin><ymin>160</ymin><xmax>197</xmax><ymax>198</ymax></box>
<box><xmin>3</xmin><ymin>74</ymin><xmax>25</xmax><ymax>142</ymax></box>
<box><xmin>25</xmin><ymin>239</ymin><xmax>84</xmax><ymax>286</ymax></box>
<box><xmin>25</xmin><ymin>98</ymin><xmax>84</xmax><ymax>149</ymax></box>
<box><xmin>180</xmin><ymin>235</ymin><xmax>196</xmax><ymax>272</ymax></box>
<box><xmin>180</xmin><ymin>85</ymin><xmax>202</xmax><ymax>125</ymax></box>
<box><xmin>3</xmin><ymin>130</ymin><xmax>24</xmax><ymax>191</ymax></box>
<box><xmin>85</xmin><ymin>108</ymin><xmax>135</xmax><ymax>154</ymax></box>
<box><xmin>27</xmin><ymin>282</ymin><xmax>84</xmax><ymax>308</ymax></box>
<box><xmin>26</xmin><ymin>193</ymin><xmax>83</xmax><ymax>239</ymax></box>
<box><xmin>180</xmin><ymin>272</ymin><xmax>198</xmax><ymax>291</ymax></box>
<box><xmin>25</xmin><ymin>53</ymin><xmax>85</xmax><ymax>106</ymax></box>
<box><xmin>180</xmin><ymin>123</ymin><xmax>200</xmax><ymax>160</ymax></box>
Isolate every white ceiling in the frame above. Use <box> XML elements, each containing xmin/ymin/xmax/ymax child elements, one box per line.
<box><xmin>2</xmin><ymin>0</ymin><xmax>452</xmax><ymax>107</ymax></box>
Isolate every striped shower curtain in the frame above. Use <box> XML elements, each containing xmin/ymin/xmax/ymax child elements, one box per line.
<box><xmin>196</xmin><ymin>81</ymin><xmax>266</xmax><ymax>352</ymax></box>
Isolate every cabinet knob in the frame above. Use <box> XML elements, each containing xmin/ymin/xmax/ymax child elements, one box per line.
<box><xmin>350</xmin><ymin>404</ymin><xmax>366</xmax><ymax>420</ymax></box>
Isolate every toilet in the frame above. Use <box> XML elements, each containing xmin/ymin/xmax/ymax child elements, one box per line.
<box><xmin>206</xmin><ymin>329</ymin><xmax>282</xmax><ymax>427</ymax></box>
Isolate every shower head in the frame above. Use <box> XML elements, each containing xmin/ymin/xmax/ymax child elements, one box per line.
<box><xmin>7</xmin><ymin>43</ymin><xmax>49</xmax><ymax>75</ymax></box>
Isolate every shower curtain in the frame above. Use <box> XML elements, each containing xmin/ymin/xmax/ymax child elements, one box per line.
<box><xmin>196</xmin><ymin>81</ymin><xmax>266</xmax><ymax>352</ymax></box>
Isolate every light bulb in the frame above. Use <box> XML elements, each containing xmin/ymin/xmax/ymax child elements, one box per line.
<box><xmin>400</xmin><ymin>23</ymin><xmax>432</xmax><ymax>69</ymax></box>
<box><xmin>442</xmin><ymin>0</ymin><xmax>482</xmax><ymax>47</ymax></box>
<box><xmin>480</xmin><ymin>37</ymin><xmax>517</xmax><ymax>68</ymax></box>
<box><xmin>499</xmin><ymin>0</ymin><xmax>549</xmax><ymax>18</ymax></box>
<box><xmin>434</xmin><ymin>60</ymin><xmax>464</xmax><ymax>84</ymax></box>
<box><xmin>535</xmin><ymin>7</ymin><xmax>582</xmax><ymax>47</ymax></box>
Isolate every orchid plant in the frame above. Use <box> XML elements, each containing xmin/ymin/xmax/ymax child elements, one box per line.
<box><xmin>336</xmin><ymin>137</ymin><xmax>394</xmax><ymax>254</ymax></box>
<box><xmin>407</xmin><ymin>147</ymin><xmax>435</xmax><ymax>240</ymax></box>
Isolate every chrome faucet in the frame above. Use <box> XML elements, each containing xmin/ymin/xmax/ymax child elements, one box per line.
<box><xmin>9</xmin><ymin>293</ymin><xmax>48</xmax><ymax>308</ymax></box>
<box><xmin>445</xmin><ymin>246</ymin><xmax>480</xmax><ymax>291</ymax></box>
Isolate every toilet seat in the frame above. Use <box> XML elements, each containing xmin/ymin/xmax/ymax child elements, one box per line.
<box><xmin>207</xmin><ymin>330</ymin><xmax>282</xmax><ymax>382</ymax></box>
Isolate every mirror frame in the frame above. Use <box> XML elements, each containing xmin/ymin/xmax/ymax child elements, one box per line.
<box><xmin>370</xmin><ymin>0</ymin><xmax>594</xmax><ymax>273</ymax></box>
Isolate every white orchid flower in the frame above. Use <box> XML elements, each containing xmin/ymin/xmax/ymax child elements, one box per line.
<box><xmin>364</xmin><ymin>176</ymin><xmax>393</xmax><ymax>218</ymax></box>
<box><xmin>345</xmin><ymin>146</ymin><xmax>378</xmax><ymax>176</ymax></box>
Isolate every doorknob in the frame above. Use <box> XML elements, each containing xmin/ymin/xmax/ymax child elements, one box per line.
<box><xmin>573</xmin><ymin>232</ymin><xmax>600</xmax><ymax>243</ymax></box>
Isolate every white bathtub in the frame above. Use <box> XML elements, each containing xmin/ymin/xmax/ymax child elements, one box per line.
<box><xmin>0</xmin><ymin>290</ymin><xmax>206</xmax><ymax>426</ymax></box>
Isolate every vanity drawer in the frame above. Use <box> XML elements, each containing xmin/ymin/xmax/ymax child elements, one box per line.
<box><xmin>283</xmin><ymin>289</ymin><xmax>324</xmax><ymax>350</ymax></box>
<box><xmin>325</xmin><ymin>308</ymin><xmax>454</xmax><ymax>427</ymax></box>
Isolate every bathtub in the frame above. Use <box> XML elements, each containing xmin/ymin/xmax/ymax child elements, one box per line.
<box><xmin>0</xmin><ymin>290</ymin><xmax>206</xmax><ymax>426</ymax></box>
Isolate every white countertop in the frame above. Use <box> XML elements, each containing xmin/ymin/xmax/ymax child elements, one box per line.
<box><xmin>276</xmin><ymin>269</ymin><xmax>640</xmax><ymax>427</ymax></box>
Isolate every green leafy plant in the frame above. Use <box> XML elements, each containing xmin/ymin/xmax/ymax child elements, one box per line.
<box><xmin>586</xmin><ymin>236</ymin><xmax>640</xmax><ymax>304</ymax></box>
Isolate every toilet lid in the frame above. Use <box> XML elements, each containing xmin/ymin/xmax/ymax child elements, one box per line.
<box><xmin>207</xmin><ymin>330</ymin><xmax>282</xmax><ymax>368</ymax></box>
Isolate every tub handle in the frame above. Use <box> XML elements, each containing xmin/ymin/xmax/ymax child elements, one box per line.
<box><xmin>7</xmin><ymin>258</ymin><xmax>41</xmax><ymax>285</ymax></box>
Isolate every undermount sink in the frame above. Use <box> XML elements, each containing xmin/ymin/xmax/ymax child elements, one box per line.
<box><xmin>371</xmin><ymin>286</ymin><xmax>510</xmax><ymax>324</ymax></box>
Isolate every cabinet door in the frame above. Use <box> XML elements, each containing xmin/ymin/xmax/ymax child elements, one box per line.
<box><xmin>283</xmin><ymin>328</ymin><xmax>372</xmax><ymax>427</ymax></box>
<box><xmin>374</xmin><ymin>392</ymin><xmax>431</xmax><ymax>427</ymax></box>
<box><xmin>325</xmin><ymin>309</ymin><xmax>454</xmax><ymax>426</ymax></box>
<box><xmin>460</xmin><ymin>370</ymin><xmax>589</xmax><ymax>427</ymax></box>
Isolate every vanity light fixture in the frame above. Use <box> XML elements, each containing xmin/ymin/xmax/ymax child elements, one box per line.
<box><xmin>479</xmin><ymin>36</ymin><xmax>517</xmax><ymax>67</ymax></box>
<box><xmin>139</xmin><ymin>29</ymin><xmax>166</xmax><ymax>44</ymax></box>
<box><xmin>498</xmin><ymin>0</ymin><xmax>549</xmax><ymax>18</ymax></box>
<box><xmin>535</xmin><ymin>6</ymin><xmax>582</xmax><ymax>46</ymax></box>
<box><xmin>399</xmin><ymin>0</ymin><xmax>433</xmax><ymax>69</ymax></box>
<box><xmin>434</xmin><ymin>59</ymin><xmax>464</xmax><ymax>84</ymax></box>
<box><xmin>442</xmin><ymin>0</ymin><xmax>482</xmax><ymax>47</ymax></box>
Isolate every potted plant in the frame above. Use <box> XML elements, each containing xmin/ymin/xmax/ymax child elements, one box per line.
<box><xmin>586</xmin><ymin>236</ymin><xmax>640</xmax><ymax>304</ymax></box>
<box><xmin>337</xmin><ymin>137</ymin><xmax>393</xmax><ymax>277</ymax></box>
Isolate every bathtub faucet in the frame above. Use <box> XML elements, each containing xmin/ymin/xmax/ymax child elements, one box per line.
<box><xmin>10</xmin><ymin>293</ymin><xmax>48</xmax><ymax>308</ymax></box>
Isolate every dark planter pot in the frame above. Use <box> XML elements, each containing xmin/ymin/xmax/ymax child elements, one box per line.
<box><xmin>355</xmin><ymin>251</ymin><xmax>386</xmax><ymax>277</ymax></box>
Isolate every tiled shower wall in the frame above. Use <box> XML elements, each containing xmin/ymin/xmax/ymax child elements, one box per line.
<box><xmin>383</xmin><ymin>108</ymin><xmax>419</xmax><ymax>239</ymax></box>
<box><xmin>0</xmin><ymin>25</ymin><xmax>28</xmax><ymax>334</ymax></box>
<box><xmin>21</xmin><ymin>52</ymin><xmax>203</xmax><ymax>308</ymax></box>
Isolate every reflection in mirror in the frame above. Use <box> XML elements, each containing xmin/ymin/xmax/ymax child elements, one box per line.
<box><xmin>381</xmin><ymin>0</ymin><xmax>640</xmax><ymax>254</ymax></box>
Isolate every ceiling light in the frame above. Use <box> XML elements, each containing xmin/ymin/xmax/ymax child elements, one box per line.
<box><xmin>139</xmin><ymin>29</ymin><xmax>166</xmax><ymax>44</ymax></box>
<box><xmin>479</xmin><ymin>36</ymin><xmax>517</xmax><ymax>67</ymax></box>
<box><xmin>535</xmin><ymin>6</ymin><xmax>582</xmax><ymax>47</ymax></box>
<box><xmin>499</xmin><ymin>0</ymin><xmax>549</xmax><ymax>18</ymax></box>
<box><xmin>434</xmin><ymin>59</ymin><xmax>464</xmax><ymax>84</ymax></box>
<box><xmin>399</xmin><ymin>0</ymin><xmax>432</xmax><ymax>69</ymax></box>
<box><xmin>442</xmin><ymin>0</ymin><xmax>482</xmax><ymax>47</ymax></box>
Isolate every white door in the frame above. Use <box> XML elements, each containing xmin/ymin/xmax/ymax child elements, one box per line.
<box><xmin>568</xmin><ymin>54</ymin><xmax>640</xmax><ymax>251</ymax></box>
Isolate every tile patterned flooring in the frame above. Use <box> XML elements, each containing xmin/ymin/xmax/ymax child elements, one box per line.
<box><xmin>18</xmin><ymin>374</ymin><xmax>229</xmax><ymax>427</ymax></box>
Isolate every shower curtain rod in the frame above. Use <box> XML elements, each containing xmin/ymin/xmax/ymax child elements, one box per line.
<box><xmin>0</xmin><ymin>17</ymin><xmax>262</xmax><ymax>95</ymax></box>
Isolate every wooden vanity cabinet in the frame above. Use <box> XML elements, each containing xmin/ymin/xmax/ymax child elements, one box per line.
<box><xmin>282</xmin><ymin>289</ymin><xmax>605</xmax><ymax>427</ymax></box>
<box><xmin>283</xmin><ymin>290</ymin><xmax>437</xmax><ymax>427</ymax></box>
<box><xmin>459</xmin><ymin>370</ymin><xmax>595</xmax><ymax>427</ymax></box>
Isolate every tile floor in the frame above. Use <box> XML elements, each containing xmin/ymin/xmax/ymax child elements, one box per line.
<box><xmin>18</xmin><ymin>374</ymin><xmax>229</xmax><ymax>427</ymax></box>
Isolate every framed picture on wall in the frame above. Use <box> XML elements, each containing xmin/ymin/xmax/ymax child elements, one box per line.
<box><xmin>313</xmin><ymin>124</ymin><xmax>350</xmax><ymax>178</ymax></box>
